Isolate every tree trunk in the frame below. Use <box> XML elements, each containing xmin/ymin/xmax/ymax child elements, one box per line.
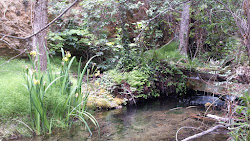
<box><xmin>246</xmin><ymin>0</ymin><xmax>250</xmax><ymax>64</ymax></box>
<box><xmin>33</xmin><ymin>0</ymin><xmax>48</xmax><ymax>71</ymax></box>
<box><xmin>179</xmin><ymin>1</ymin><xmax>191</xmax><ymax>56</ymax></box>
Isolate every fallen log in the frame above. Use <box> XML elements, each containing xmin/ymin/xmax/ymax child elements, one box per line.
<box><xmin>181</xmin><ymin>69</ymin><xmax>227</xmax><ymax>82</ymax></box>
<box><xmin>186</xmin><ymin>77</ymin><xmax>248</xmax><ymax>96</ymax></box>
<box><xmin>190</xmin><ymin>114</ymin><xmax>216</xmax><ymax>123</ymax></box>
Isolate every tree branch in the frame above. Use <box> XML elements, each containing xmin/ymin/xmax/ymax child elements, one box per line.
<box><xmin>0</xmin><ymin>0</ymin><xmax>80</xmax><ymax>40</ymax></box>
<box><xmin>214</xmin><ymin>0</ymin><xmax>245</xmax><ymax>36</ymax></box>
<box><xmin>0</xmin><ymin>39</ymin><xmax>22</xmax><ymax>51</ymax></box>
<box><xmin>135</xmin><ymin>0</ymin><xmax>193</xmax><ymax>43</ymax></box>
<box><xmin>0</xmin><ymin>0</ymin><xmax>80</xmax><ymax>67</ymax></box>
<box><xmin>0</xmin><ymin>47</ymin><xmax>29</xmax><ymax>68</ymax></box>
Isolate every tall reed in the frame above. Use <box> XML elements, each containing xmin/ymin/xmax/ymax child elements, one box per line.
<box><xmin>24</xmin><ymin>48</ymin><xmax>99</xmax><ymax>135</ymax></box>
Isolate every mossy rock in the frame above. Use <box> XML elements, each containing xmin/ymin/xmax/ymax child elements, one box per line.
<box><xmin>87</xmin><ymin>95</ymin><xmax>124</xmax><ymax>109</ymax></box>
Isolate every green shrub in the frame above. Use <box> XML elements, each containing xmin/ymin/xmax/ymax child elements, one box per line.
<box><xmin>106</xmin><ymin>69</ymin><xmax>150</xmax><ymax>93</ymax></box>
<box><xmin>228</xmin><ymin>90</ymin><xmax>250</xmax><ymax>141</ymax></box>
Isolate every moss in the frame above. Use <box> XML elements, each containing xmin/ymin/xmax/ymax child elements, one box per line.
<box><xmin>95</xmin><ymin>98</ymin><xmax>113</xmax><ymax>109</ymax></box>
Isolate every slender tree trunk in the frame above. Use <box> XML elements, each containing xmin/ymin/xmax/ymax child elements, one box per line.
<box><xmin>246</xmin><ymin>0</ymin><xmax>250</xmax><ymax>64</ymax></box>
<box><xmin>179</xmin><ymin>1</ymin><xmax>191</xmax><ymax>56</ymax></box>
<box><xmin>33</xmin><ymin>0</ymin><xmax>48</xmax><ymax>71</ymax></box>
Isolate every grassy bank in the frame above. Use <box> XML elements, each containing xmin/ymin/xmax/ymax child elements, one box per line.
<box><xmin>0</xmin><ymin>55</ymin><xmax>125</xmax><ymax>140</ymax></box>
<box><xmin>0</xmin><ymin>58</ymin><xmax>30</xmax><ymax>118</ymax></box>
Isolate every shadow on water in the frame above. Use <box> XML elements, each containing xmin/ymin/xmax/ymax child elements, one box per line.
<box><xmin>30</xmin><ymin>97</ymin><xmax>229</xmax><ymax>141</ymax></box>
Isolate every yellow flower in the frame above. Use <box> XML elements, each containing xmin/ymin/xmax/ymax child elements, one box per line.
<box><xmin>30</xmin><ymin>51</ymin><xmax>37</xmax><ymax>56</ymax></box>
<box><xmin>95</xmin><ymin>70</ymin><xmax>100</xmax><ymax>77</ymax></box>
<box><xmin>94</xmin><ymin>82</ymin><xmax>100</xmax><ymax>86</ymax></box>
<box><xmin>75</xmin><ymin>93</ymin><xmax>79</xmax><ymax>97</ymax></box>
<box><xmin>66</xmin><ymin>51</ymin><xmax>71</xmax><ymax>58</ymax></box>
<box><xmin>63</xmin><ymin>57</ymin><xmax>69</xmax><ymax>62</ymax></box>
<box><xmin>34</xmin><ymin>79</ymin><xmax>40</xmax><ymax>85</ymax></box>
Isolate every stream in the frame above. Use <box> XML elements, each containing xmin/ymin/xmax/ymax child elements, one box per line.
<box><xmin>34</xmin><ymin>96</ymin><xmax>229</xmax><ymax>141</ymax></box>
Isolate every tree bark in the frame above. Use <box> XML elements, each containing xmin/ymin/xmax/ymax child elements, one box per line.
<box><xmin>33</xmin><ymin>0</ymin><xmax>48</xmax><ymax>71</ymax></box>
<box><xmin>179</xmin><ymin>1</ymin><xmax>191</xmax><ymax>56</ymax></box>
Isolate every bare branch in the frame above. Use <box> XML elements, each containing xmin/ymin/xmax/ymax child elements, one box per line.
<box><xmin>214</xmin><ymin>0</ymin><xmax>245</xmax><ymax>36</ymax></box>
<box><xmin>0</xmin><ymin>39</ymin><xmax>22</xmax><ymax>51</ymax></box>
<box><xmin>181</xmin><ymin>125</ymin><xmax>228</xmax><ymax>141</ymax></box>
<box><xmin>0</xmin><ymin>47</ymin><xmax>29</xmax><ymax>68</ymax></box>
<box><xmin>175</xmin><ymin>126</ymin><xmax>203</xmax><ymax>141</ymax></box>
<box><xmin>0</xmin><ymin>0</ymin><xmax>80</xmax><ymax>40</ymax></box>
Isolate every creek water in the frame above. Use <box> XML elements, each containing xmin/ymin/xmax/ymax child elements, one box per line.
<box><xmin>35</xmin><ymin>97</ymin><xmax>229</xmax><ymax>141</ymax></box>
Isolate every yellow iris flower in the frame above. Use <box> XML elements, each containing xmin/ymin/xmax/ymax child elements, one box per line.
<box><xmin>34</xmin><ymin>79</ymin><xmax>40</xmax><ymax>85</ymax></box>
<box><xmin>30</xmin><ymin>51</ymin><xmax>37</xmax><ymax>56</ymax></box>
<box><xmin>63</xmin><ymin>57</ymin><xmax>69</xmax><ymax>62</ymax></box>
<box><xmin>66</xmin><ymin>51</ymin><xmax>71</xmax><ymax>58</ymax></box>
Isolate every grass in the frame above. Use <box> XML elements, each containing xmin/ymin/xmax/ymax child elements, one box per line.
<box><xmin>0</xmin><ymin>51</ymin><xmax>99</xmax><ymax>136</ymax></box>
<box><xmin>0</xmin><ymin>57</ymin><xmax>30</xmax><ymax>117</ymax></box>
<box><xmin>0</xmin><ymin>56</ymin><xmax>72</xmax><ymax>118</ymax></box>
<box><xmin>143</xmin><ymin>41</ymin><xmax>183</xmax><ymax>62</ymax></box>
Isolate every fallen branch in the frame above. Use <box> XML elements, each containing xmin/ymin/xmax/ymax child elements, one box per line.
<box><xmin>181</xmin><ymin>125</ymin><xmax>227</xmax><ymax>141</ymax></box>
<box><xmin>206</xmin><ymin>114</ymin><xmax>229</xmax><ymax>122</ymax></box>
<box><xmin>206</xmin><ymin>114</ymin><xmax>245</xmax><ymax>122</ymax></box>
<box><xmin>176</xmin><ymin>126</ymin><xmax>203</xmax><ymax>141</ymax></box>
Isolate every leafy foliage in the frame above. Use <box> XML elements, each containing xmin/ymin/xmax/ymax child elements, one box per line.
<box><xmin>228</xmin><ymin>90</ymin><xmax>250</xmax><ymax>141</ymax></box>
